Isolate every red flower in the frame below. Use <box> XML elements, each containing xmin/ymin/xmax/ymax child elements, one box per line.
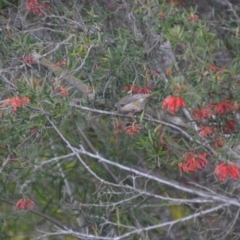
<box><xmin>3</xmin><ymin>96</ymin><xmax>30</xmax><ymax>112</ymax></box>
<box><xmin>124</xmin><ymin>84</ymin><xmax>152</xmax><ymax>94</ymax></box>
<box><xmin>214</xmin><ymin>100</ymin><xmax>233</xmax><ymax>115</ymax></box>
<box><xmin>165</xmin><ymin>69</ymin><xmax>172</xmax><ymax>76</ymax></box>
<box><xmin>208</xmin><ymin>65</ymin><xmax>224</xmax><ymax>72</ymax></box>
<box><xmin>214</xmin><ymin>163</ymin><xmax>240</xmax><ymax>181</ymax></box>
<box><xmin>53</xmin><ymin>60</ymin><xmax>67</xmax><ymax>67</ymax></box>
<box><xmin>107</xmin><ymin>2</ymin><xmax>115</xmax><ymax>10</ymax></box>
<box><xmin>161</xmin><ymin>96</ymin><xmax>185</xmax><ymax>114</ymax></box>
<box><xmin>178</xmin><ymin>152</ymin><xmax>209</xmax><ymax>173</ymax></box>
<box><xmin>15</xmin><ymin>198</ymin><xmax>35</xmax><ymax>210</ymax></box>
<box><xmin>23</xmin><ymin>55</ymin><xmax>34</xmax><ymax>64</ymax></box>
<box><xmin>192</xmin><ymin>106</ymin><xmax>212</xmax><ymax>121</ymax></box>
<box><xmin>26</xmin><ymin>0</ymin><xmax>50</xmax><ymax>15</ymax></box>
<box><xmin>125</xmin><ymin>123</ymin><xmax>141</xmax><ymax>135</ymax></box>
<box><xmin>223</xmin><ymin>119</ymin><xmax>235</xmax><ymax>133</ymax></box>
<box><xmin>139</xmin><ymin>86</ymin><xmax>152</xmax><ymax>94</ymax></box>
<box><xmin>229</xmin><ymin>164</ymin><xmax>240</xmax><ymax>180</ymax></box>
<box><xmin>213</xmin><ymin>138</ymin><xmax>225</xmax><ymax>149</ymax></box>
<box><xmin>56</xmin><ymin>86</ymin><xmax>69</xmax><ymax>97</ymax></box>
<box><xmin>188</xmin><ymin>14</ymin><xmax>199</xmax><ymax>22</ymax></box>
<box><xmin>214</xmin><ymin>163</ymin><xmax>229</xmax><ymax>181</ymax></box>
<box><xmin>158</xmin><ymin>12</ymin><xmax>165</xmax><ymax>19</ymax></box>
<box><xmin>199</xmin><ymin>125</ymin><xmax>215</xmax><ymax>138</ymax></box>
<box><xmin>26</xmin><ymin>0</ymin><xmax>42</xmax><ymax>15</ymax></box>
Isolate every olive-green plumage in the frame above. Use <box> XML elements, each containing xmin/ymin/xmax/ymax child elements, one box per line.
<box><xmin>115</xmin><ymin>94</ymin><xmax>153</xmax><ymax>114</ymax></box>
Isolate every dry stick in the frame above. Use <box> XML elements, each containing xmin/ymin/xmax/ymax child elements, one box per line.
<box><xmin>36</xmin><ymin>150</ymin><xmax>218</xmax><ymax>205</ymax></box>
<box><xmin>77</xmin><ymin>147</ymin><xmax>240</xmax><ymax>207</ymax></box>
<box><xmin>47</xmin><ymin>121</ymin><xmax>239</xmax><ymax>239</ymax></box>
<box><xmin>76</xmin><ymin>125</ymin><xmax>118</xmax><ymax>183</ymax></box>
<box><xmin>76</xmin><ymin>123</ymin><xmax>147</xmax><ymax>239</ymax></box>
<box><xmin>46</xmin><ymin>115</ymin><xmax>149</xmax><ymax>239</ymax></box>
<box><xmin>47</xmin><ymin>116</ymin><xmax>240</xmax><ymax>238</ymax></box>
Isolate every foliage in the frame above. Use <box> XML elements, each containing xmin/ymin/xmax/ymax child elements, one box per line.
<box><xmin>0</xmin><ymin>0</ymin><xmax>240</xmax><ymax>239</ymax></box>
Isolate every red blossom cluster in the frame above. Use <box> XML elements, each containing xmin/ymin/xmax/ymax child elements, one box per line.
<box><xmin>192</xmin><ymin>106</ymin><xmax>212</xmax><ymax>121</ymax></box>
<box><xmin>158</xmin><ymin>12</ymin><xmax>165</xmax><ymax>19</ymax></box>
<box><xmin>212</xmin><ymin>138</ymin><xmax>225</xmax><ymax>149</ymax></box>
<box><xmin>214</xmin><ymin>162</ymin><xmax>240</xmax><ymax>181</ymax></box>
<box><xmin>56</xmin><ymin>86</ymin><xmax>69</xmax><ymax>97</ymax></box>
<box><xmin>125</xmin><ymin>123</ymin><xmax>141</xmax><ymax>135</ymax></box>
<box><xmin>23</xmin><ymin>55</ymin><xmax>34</xmax><ymax>64</ymax></box>
<box><xmin>26</xmin><ymin>0</ymin><xmax>50</xmax><ymax>15</ymax></box>
<box><xmin>222</xmin><ymin>119</ymin><xmax>235</xmax><ymax>133</ymax></box>
<box><xmin>192</xmin><ymin>99</ymin><xmax>235</xmax><ymax>137</ymax></box>
<box><xmin>165</xmin><ymin>69</ymin><xmax>172</xmax><ymax>76</ymax></box>
<box><xmin>124</xmin><ymin>84</ymin><xmax>152</xmax><ymax>94</ymax></box>
<box><xmin>178</xmin><ymin>152</ymin><xmax>209</xmax><ymax>173</ymax></box>
<box><xmin>214</xmin><ymin>100</ymin><xmax>233</xmax><ymax>115</ymax></box>
<box><xmin>192</xmin><ymin>99</ymin><xmax>236</xmax><ymax>121</ymax></box>
<box><xmin>188</xmin><ymin>14</ymin><xmax>199</xmax><ymax>22</ymax></box>
<box><xmin>199</xmin><ymin>125</ymin><xmax>216</xmax><ymax>138</ymax></box>
<box><xmin>3</xmin><ymin>96</ymin><xmax>31</xmax><ymax>112</ymax></box>
<box><xmin>53</xmin><ymin>60</ymin><xmax>67</xmax><ymax>67</ymax></box>
<box><xmin>161</xmin><ymin>96</ymin><xmax>185</xmax><ymax>114</ymax></box>
<box><xmin>192</xmin><ymin>99</ymin><xmax>234</xmax><ymax>122</ymax></box>
<box><xmin>15</xmin><ymin>198</ymin><xmax>35</xmax><ymax>210</ymax></box>
<box><xmin>208</xmin><ymin>65</ymin><xmax>225</xmax><ymax>72</ymax></box>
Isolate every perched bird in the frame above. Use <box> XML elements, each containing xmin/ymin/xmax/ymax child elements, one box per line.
<box><xmin>115</xmin><ymin>94</ymin><xmax>153</xmax><ymax>114</ymax></box>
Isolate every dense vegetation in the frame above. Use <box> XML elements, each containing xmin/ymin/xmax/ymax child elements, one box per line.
<box><xmin>0</xmin><ymin>0</ymin><xmax>240</xmax><ymax>239</ymax></box>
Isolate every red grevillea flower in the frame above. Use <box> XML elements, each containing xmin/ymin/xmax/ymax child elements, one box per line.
<box><xmin>3</xmin><ymin>96</ymin><xmax>30</xmax><ymax>112</ymax></box>
<box><xmin>192</xmin><ymin>106</ymin><xmax>212</xmax><ymax>121</ymax></box>
<box><xmin>199</xmin><ymin>125</ymin><xmax>215</xmax><ymax>138</ymax></box>
<box><xmin>208</xmin><ymin>65</ymin><xmax>224</xmax><ymax>72</ymax></box>
<box><xmin>214</xmin><ymin>163</ymin><xmax>240</xmax><ymax>181</ymax></box>
<box><xmin>124</xmin><ymin>84</ymin><xmax>152</xmax><ymax>94</ymax></box>
<box><xmin>213</xmin><ymin>100</ymin><xmax>233</xmax><ymax>115</ymax></box>
<box><xmin>178</xmin><ymin>152</ymin><xmax>209</xmax><ymax>173</ymax></box>
<box><xmin>188</xmin><ymin>14</ymin><xmax>199</xmax><ymax>22</ymax></box>
<box><xmin>26</xmin><ymin>0</ymin><xmax>42</xmax><ymax>15</ymax></box>
<box><xmin>223</xmin><ymin>119</ymin><xmax>235</xmax><ymax>133</ymax></box>
<box><xmin>165</xmin><ymin>69</ymin><xmax>172</xmax><ymax>76</ymax></box>
<box><xmin>161</xmin><ymin>96</ymin><xmax>185</xmax><ymax>114</ymax></box>
<box><xmin>56</xmin><ymin>86</ymin><xmax>69</xmax><ymax>97</ymax></box>
<box><xmin>229</xmin><ymin>164</ymin><xmax>240</xmax><ymax>180</ymax></box>
<box><xmin>23</xmin><ymin>55</ymin><xmax>35</xmax><ymax>64</ymax></box>
<box><xmin>125</xmin><ymin>123</ymin><xmax>141</xmax><ymax>135</ymax></box>
<box><xmin>53</xmin><ymin>60</ymin><xmax>67</xmax><ymax>67</ymax></box>
<box><xmin>15</xmin><ymin>198</ymin><xmax>35</xmax><ymax>210</ymax></box>
<box><xmin>214</xmin><ymin>163</ymin><xmax>228</xmax><ymax>181</ymax></box>
<box><xmin>139</xmin><ymin>86</ymin><xmax>152</xmax><ymax>94</ymax></box>
<box><xmin>213</xmin><ymin>138</ymin><xmax>225</xmax><ymax>149</ymax></box>
<box><xmin>26</xmin><ymin>0</ymin><xmax>50</xmax><ymax>15</ymax></box>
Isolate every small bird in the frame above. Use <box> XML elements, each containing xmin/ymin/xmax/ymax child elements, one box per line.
<box><xmin>115</xmin><ymin>94</ymin><xmax>153</xmax><ymax>114</ymax></box>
